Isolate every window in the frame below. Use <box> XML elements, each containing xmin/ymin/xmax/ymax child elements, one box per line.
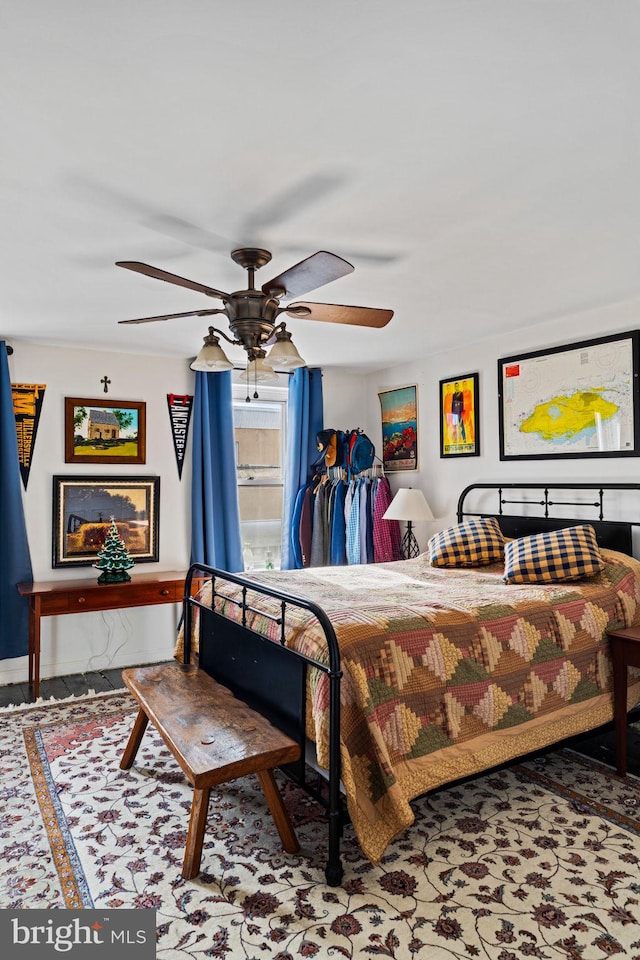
<box><xmin>232</xmin><ymin>385</ymin><xmax>288</xmax><ymax>570</ymax></box>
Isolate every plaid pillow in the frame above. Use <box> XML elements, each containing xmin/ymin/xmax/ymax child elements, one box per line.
<box><xmin>428</xmin><ymin>517</ymin><xmax>505</xmax><ymax>567</ymax></box>
<box><xmin>503</xmin><ymin>524</ymin><xmax>604</xmax><ymax>584</ymax></box>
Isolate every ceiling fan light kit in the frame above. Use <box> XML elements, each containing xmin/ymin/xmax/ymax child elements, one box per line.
<box><xmin>238</xmin><ymin>353</ymin><xmax>280</xmax><ymax>384</ymax></box>
<box><xmin>117</xmin><ymin>246</ymin><xmax>393</xmax><ymax>391</ymax></box>
<box><xmin>189</xmin><ymin>328</ymin><xmax>235</xmax><ymax>372</ymax></box>
<box><xmin>264</xmin><ymin>325</ymin><xmax>306</xmax><ymax>370</ymax></box>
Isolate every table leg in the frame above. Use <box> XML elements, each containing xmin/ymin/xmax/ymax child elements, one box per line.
<box><xmin>611</xmin><ymin>638</ymin><xmax>628</xmax><ymax>777</ymax></box>
<box><xmin>29</xmin><ymin>596</ymin><xmax>42</xmax><ymax>699</ymax></box>
<box><xmin>27</xmin><ymin>598</ymin><xmax>35</xmax><ymax>686</ymax></box>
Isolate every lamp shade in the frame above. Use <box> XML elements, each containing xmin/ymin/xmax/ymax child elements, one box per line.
<box><xmin>239</xmin><ymin>356</ymin><xmax>280</xmax><ymax>383</ymax></box>
<box><xmin>266</xmin><ymin>328</ymin><xmax>306</xmax><ymax>369</ymax></box>
<box><xmin>266</xmin><ymin>338</ymin><xmax>306</xmax><ymax>369</ymax></box>
<box><xmin>190</xmin><ymin>329</ymin><xmax>234</xmax><ymax>372</ymax></box>
<box><xmin>382</xmin><ymin>488</ymin><xmax>434</xmax><ymax>522</ymax></box>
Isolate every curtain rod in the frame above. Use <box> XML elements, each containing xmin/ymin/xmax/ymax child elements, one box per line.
<box><xmin>232</xmin><ymin>365</ymin><xmax>292</xmax><ymax>376</ymax></box>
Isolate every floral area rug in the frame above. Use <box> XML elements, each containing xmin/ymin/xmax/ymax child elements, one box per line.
<box><xmin>1</xmin><ymin>692</ymin><xmax>639</xmax><ymax>959</ymax></box>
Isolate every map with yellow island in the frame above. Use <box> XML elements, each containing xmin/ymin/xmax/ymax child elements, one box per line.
<box><xmin>519</xmin><ymin>389</ymin><xmax>619</xmax><ymax>443</ymax></box>
<box><xmin>502</xmin><ymin>337</ymin><xmax>634</xmax><ymax>456</ymax></box>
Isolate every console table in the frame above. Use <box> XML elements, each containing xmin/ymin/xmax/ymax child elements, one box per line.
<box><xmin>17</xmin><ymin>570</ymin><xmax>189</xmax><ymax>698</ymax></box>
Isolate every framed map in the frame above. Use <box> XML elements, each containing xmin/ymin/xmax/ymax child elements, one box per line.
<box><xmin>498</xmin><ymin>332</ymin><xmax>640</xmax><ymax>460</ymax></box>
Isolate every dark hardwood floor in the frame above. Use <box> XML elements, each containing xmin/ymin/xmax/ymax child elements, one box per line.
<box><xmin>0</xmin><ymin>668</ymin><xmax>638</xmax><ymax>776</ymax></box>
<box><xmin>0</xmin><ymin>664</ymin><xmax>152</xmax><ymax>708</ymax></box>
<box><xmin>565</xmin><ymin>711</ymin><xmax>640</xmax><ymax>775</ymax></box>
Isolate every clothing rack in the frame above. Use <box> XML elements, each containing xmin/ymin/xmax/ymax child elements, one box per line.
<box><xmin>290</xmin><ymin>433</ymin><xmax>401</xmax><ymax>569</ymax></box>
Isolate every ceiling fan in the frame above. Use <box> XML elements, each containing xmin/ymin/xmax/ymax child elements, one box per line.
<box><xmin>116</xmin><ymin>247</ymin><xmax>393</xmax><ymax>374</ymax></box>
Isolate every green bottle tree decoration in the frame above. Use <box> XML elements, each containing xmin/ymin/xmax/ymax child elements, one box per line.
<box><xmin>95</xmin><ymin>518</ymin><xmax>135</xmax><ymax>584</ymax></box>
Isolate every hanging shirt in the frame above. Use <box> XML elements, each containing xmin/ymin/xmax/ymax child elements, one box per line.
<box><xmin>310</xmin><ymin>481</ymin><xmax>327</xmax><ymax>567</ymax></box>
<box><xmin>372</xmin><ymin>476</ymin><xmax>402</xmax><ymax>562</ymax></box>
<box><xmin>299</xmin><ymin>484</ymin><xmax>314</xmax><ymax>568</ymax></box>
<box><xmin>358</xmin><ymin>477</ymin><xmax>371</xmax><ymax>564</ymax></box>
<box><xmin>345</xmin><ymin>480</ymin><xmax>361</xmax><ymax>565</ymax></box>
<box><xmin>290</xmin><ymin>483</ymin><xmax>307</xmax><ymax>569</ymax></box>
<box><xmin>330</xmin><ymin>479</ymin><xmax>348</xmax><ymax>565</ymax></box>
<box><xmin>365</xmin><ymin>478</ymin><xmax>375</xmax><ymax>563</ymax></box>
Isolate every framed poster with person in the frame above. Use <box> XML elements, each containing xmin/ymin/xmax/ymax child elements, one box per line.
<box><xmin>439</xmin><ymin>373</ymin><xmax>479</xmax><ymax>457</ymax></box>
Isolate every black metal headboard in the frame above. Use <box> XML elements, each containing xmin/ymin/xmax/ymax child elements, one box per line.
<box><xmin>457</xmin><ymin>482</ymin><xmax>640</xmax><ymax>556</ymax></box>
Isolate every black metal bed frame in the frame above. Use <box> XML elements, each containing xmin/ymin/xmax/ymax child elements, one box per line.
<box><xmin>181</xmin><ymin>482</ymin><xmax>640</xmax><ymax>886</ymax></box>
<box><xmin>182</xmin><ymin>564</ymin><xmax>345</xmax><ymax>886</ymax></box>
<box><xmin>457</xmin><ymin>481</ymin><xmax>640</xmax><ymax>555</ymax></box>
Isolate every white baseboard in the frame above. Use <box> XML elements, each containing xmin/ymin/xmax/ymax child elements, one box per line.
<box><xmin>0</xmin><ymin>605</ymin><xmax>180</xmax><ymax>687</ymax></box>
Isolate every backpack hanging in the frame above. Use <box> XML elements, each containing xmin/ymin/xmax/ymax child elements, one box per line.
<box><xmin>349</xmin><ymin>429</ymin><xmax>375</xmax><ymax>474</ymax></box>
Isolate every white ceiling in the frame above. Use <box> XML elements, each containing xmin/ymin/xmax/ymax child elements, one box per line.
<box><xmin>2</xmin><ymin>0</ymin><xmax>639</xmax><ymax>371</ymax></box>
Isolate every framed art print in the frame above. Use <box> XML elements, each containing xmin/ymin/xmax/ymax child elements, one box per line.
<box><xmin>64</xmin><ymin>397</ymin><xmax>146</xmax><ymax>464</ymax></box>
<box><xmin>440</xmin><ymin>373</ymin><xmax>479</xmax><ymax>457</ymax></box>
<box><xmin>53</xmin><ymin>475</ymin><xmax>159</xmax><ymax>567</ymax></box>
<box><xmin>498</xmin><ymin>331</ymin><xmax>640</xmax><ymax>460</ymax></box>
<box><xmin>378</xmin><ymin>385</ymin><xmax>418</xmax><ymax>471</ymax></box>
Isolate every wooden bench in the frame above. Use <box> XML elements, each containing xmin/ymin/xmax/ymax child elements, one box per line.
<box><xmin>120</xmin><ymin>663</ymin><xmax>301</xmax><ymax>879</ymax></box>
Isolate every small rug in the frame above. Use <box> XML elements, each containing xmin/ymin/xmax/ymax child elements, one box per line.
<box><xmin>1</xmin><ymin>692</ymin><xmax>640</xmax><ymax>959</ymax></box>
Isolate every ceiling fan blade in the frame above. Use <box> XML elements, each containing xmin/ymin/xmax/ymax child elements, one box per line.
<box><xmin>262</xmin><ymin>251</ymin><xmax>354</xmax><ymax>299</ymax></box>
<box><xmin>118</xmin><ymin>309</ymin><xmax>225</xmax><ymax>325</ymax></box>
<box><xmin>144</xmin><ymin>215</ymin><xmax>233</xmax><ymax>253</ymax></box>
<box><xmin>115</xmin><ymin>261</ymin><xmax>230</xmax><ymax>300</ymax></box>
<box><xmin>286</xmin><ymin>302</ymin><xmax>393</xmax><ymax>328</ymax></box>
<box><xmin>68</xmin><ymin>176</ymin><xmax>237</xmax><ymax>255</ymax></box>
<box><xmin>280</xmin><ymin>242</ymin><xmax>400</xmax><ymax>267</ymax></box>
<box><xmin>245</xmin><ymin>172</ymin><xmax>347</xmax><ymax>232</ymax></box>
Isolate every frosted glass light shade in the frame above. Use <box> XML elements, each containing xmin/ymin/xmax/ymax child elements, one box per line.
<box><xmin>239</xmin><ymin>357</ymin><xmax>280</xmax><ymax>383</ymax></box>
<box><xmin>266</xmin><ymin>337</ymin><xmax>306</xmax><ymax>369</ymax></box>
<box><xmin>190</xmin><ymin>331</ymin><xmax>234</xmax><ymax>371</ymax></box>
<box><xmin>382</xmin><ymin>488</ymin><xmax>434</xmax><ymax>522</ymax></box>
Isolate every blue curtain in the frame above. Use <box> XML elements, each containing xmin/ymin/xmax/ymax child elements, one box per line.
<box><xmin>0</xmin><ymin>342</ymin><xmax>33</xmax><ymax>659</ymax></box>
<box><xmin>190</xmin><ymin>370</ymin><xmax>244</xmax><ymax>572</ymax></box>
<box><xmin>281</xmin><ymin>367</ymin><xmax>323</xmax><ymax>570</ymax></box>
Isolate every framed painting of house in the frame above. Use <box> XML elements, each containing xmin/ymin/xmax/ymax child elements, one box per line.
<box><xmin>64</xmin><ymin>397</ymin><xmax>146</xmax><ymax>464</ymax></box>
<box><xmin>53</xmin><ymin>475</ymin><xmax>159</xmax><ymax>567</ymax></box>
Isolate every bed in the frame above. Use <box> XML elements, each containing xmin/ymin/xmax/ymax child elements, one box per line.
<box><xmin>176</xmin><ymin>482</ymin><xmax>640</xmax><ymax>885</ymax></box>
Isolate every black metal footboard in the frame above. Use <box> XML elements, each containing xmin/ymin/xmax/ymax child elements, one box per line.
<box><xmin>181</xmin><ymin>562</ymin><xmax>344</xmax><ymax>886</ymax></box>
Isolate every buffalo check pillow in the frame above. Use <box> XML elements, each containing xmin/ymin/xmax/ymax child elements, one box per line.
<box><xmin>428</xmin><ymin>517</ymin><xmax>505</xmax><ymax>567</ymax></box>
<box><xmin>503</xmin><ymin>524</ymin><xmax>604</xmax><ymax>584</ymax></box>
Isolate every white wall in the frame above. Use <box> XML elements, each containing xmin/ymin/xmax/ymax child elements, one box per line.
<box><xmin>364</xmin><ymin>298</ymin><xmax>640</xmax><ymax>553</ymax></box>
<box><xmin>322</xmin><ymin>367</ymin><xmax>368</xmax><ymax>428</ymax></box>
<box><xmin>11</xmin><ymin>303</ymin><xmax>634</xmax><ymax>687</ymax></box>
<box><xmin>3</xmin><ymin>341</ymin><xmax>193</xmax><ymax>685</ymax></box>
<box><xmin>2</xmin><ymin>352</ymin><xmax>369</xmax><ymax>685</ymax></box>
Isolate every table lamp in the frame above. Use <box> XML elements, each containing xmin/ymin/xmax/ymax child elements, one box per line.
<box><xmin>382</xmin><ymin>488</ymin><xmax>434</xmax><ymax>559</ymax></box>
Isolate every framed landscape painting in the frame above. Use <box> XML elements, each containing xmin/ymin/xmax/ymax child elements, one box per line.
<box><xmin>440</xmin><ymin>373</ymin><xmax>480</xmax><ymax>457</ymax></box>
<box><xmin>64</xmin><ymin>397</ymin><xmax>146</xmax><ymax>464</ymax></box>
<box><xmin>378</xmin><ymin>385</ymin><xmax>418</xmax><ymax>471</ymax></box>
<box><xmin>498</xmin><ymin>331</ymin><xmax>640</xmax><ymax>460</ymax></box>
<box><xmin>53</xmin><ymin>475</ymin><xmax>159</xmax><ymax>567</ymax></box>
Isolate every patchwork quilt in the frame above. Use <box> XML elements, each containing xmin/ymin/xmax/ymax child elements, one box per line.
<box><xmin>177</xmin><ymin>550</ymin><xmax>640</xmax><ymax>861</ymax></box>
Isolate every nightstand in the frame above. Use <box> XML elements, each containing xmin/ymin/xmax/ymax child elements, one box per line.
<box><xmin>607</xmin><ymin>626</ymin><xmax>640</xmax><ymax>776</ymax></box>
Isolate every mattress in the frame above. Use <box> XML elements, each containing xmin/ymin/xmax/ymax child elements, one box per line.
<box><xmin>176</xmin><ymin>550</ymin><xmax>640</xmax><ymax>861</ymax></box>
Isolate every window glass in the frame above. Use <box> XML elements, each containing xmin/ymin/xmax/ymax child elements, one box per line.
<box><xmin>232</xmin><ymin>387</ymin><xmax>287</xmax><ymax>570</ymax></box>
